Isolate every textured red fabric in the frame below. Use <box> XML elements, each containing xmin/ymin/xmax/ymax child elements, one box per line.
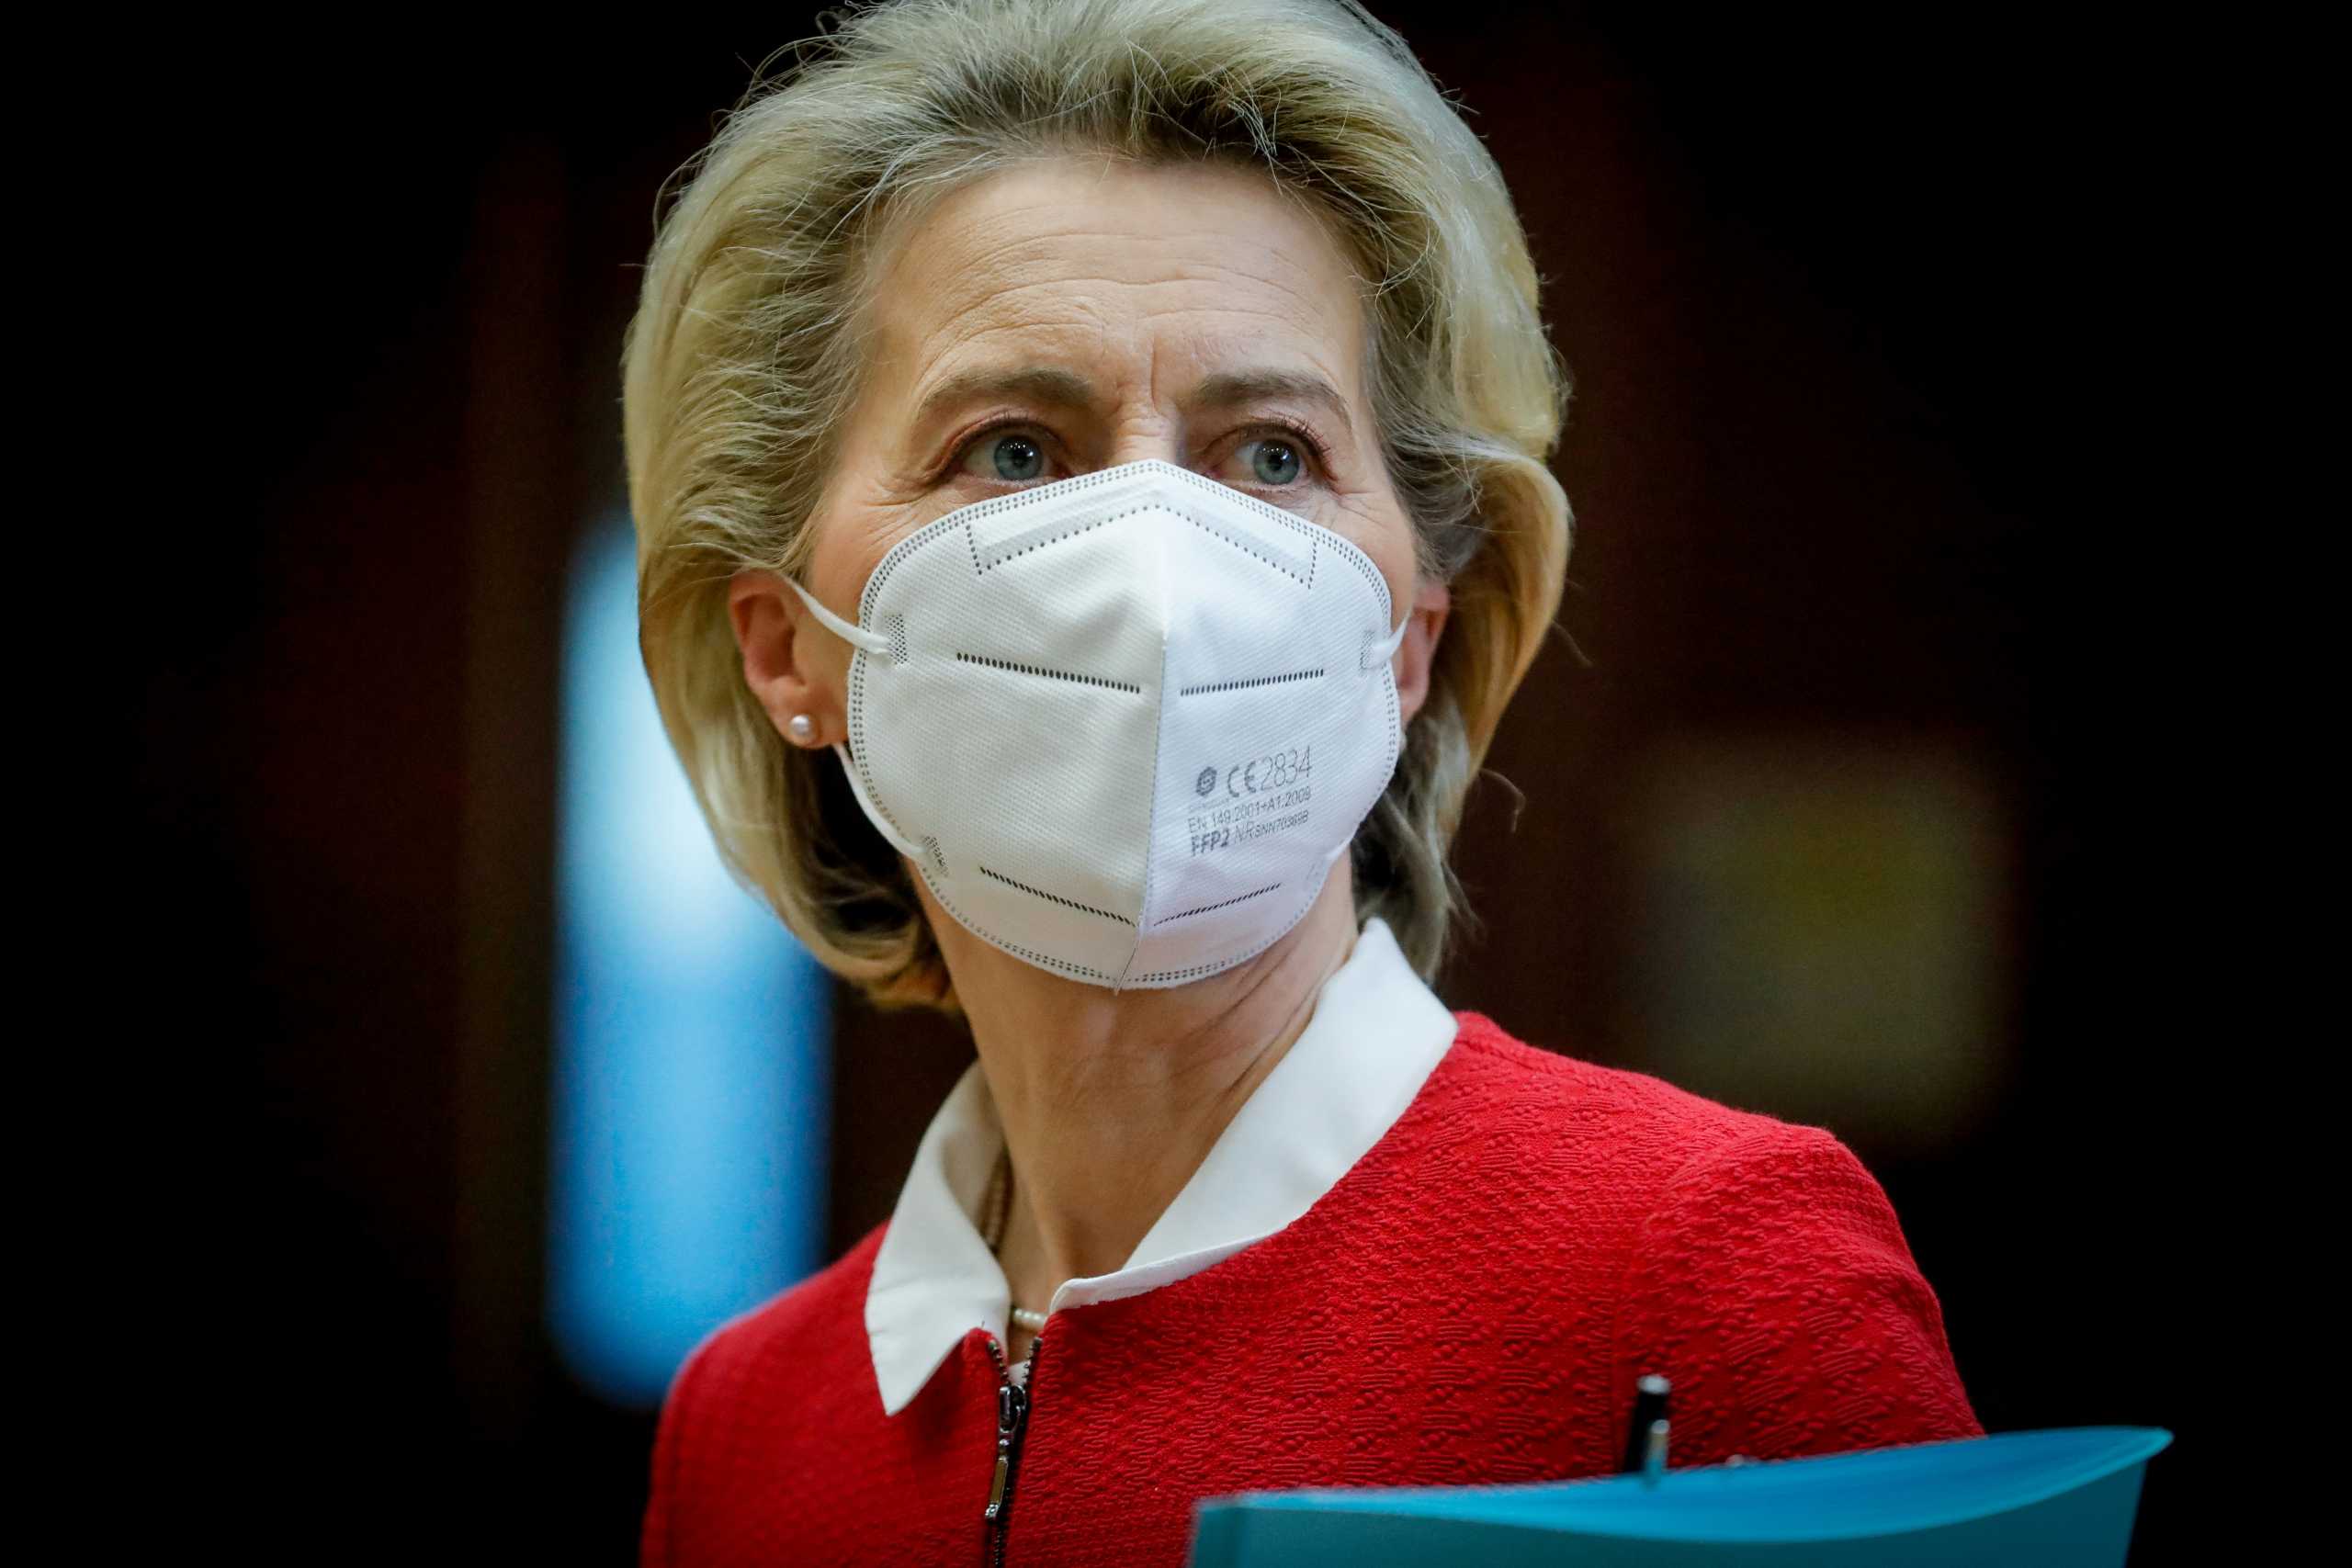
<box><xmin>640</xmin><ymin>1012</ymin><xmax>1980</xmax><ymax>1566</ymax></box>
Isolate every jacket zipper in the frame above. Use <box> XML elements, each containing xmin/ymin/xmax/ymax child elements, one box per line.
<box><xmin>983</xmin><ymin>1328</ymin><xmax>1047</xmax><ymax>1567</ymax></box>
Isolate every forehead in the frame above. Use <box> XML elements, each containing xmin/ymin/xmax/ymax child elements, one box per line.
<box><xmin>862</xmin><ymin>155</ymin><xmax>1372</xmax><ymax>410</ymax></box>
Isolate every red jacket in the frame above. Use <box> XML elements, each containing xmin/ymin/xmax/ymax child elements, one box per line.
<box><xmin>640</xmin><ymin>1013</ymin><xmax>1980</xmax><ymax>1565</ymax></box>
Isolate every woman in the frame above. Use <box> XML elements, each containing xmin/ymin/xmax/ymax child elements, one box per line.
<box><xmin>624</xmin><ymin>1</ymin><xmax>1980</xmax><ymax>1562</ymax></box>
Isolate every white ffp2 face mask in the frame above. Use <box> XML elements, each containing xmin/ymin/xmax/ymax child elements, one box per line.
<box><xmin>786</xmin><ymin>459</ymin><xmax>1408</xmax><ymax>990</ymax></box>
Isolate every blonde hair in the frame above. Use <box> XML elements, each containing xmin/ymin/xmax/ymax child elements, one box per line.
<box><xmin>623</xmin><ymin>0</ymin><xmax>1571</xmax><ymax>1008</ymax></box>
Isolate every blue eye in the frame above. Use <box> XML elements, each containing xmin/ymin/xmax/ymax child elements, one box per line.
<box><xmin>1250</xmin><ymin>439</ymin><xmax>1303</xmax><ymax>485</ymax></box>
<box><xmin>990</xmin><ymin>434</ymin><xmax>1045</xmax><ymax>481</ymax></box>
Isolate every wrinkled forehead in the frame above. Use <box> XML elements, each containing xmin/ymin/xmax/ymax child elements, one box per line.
<box><xmin>856</xmin><ymin>155</ymin><xmax>1375</xmax><ymax>424</ymax></box>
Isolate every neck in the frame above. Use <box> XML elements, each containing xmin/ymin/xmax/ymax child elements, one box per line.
<box><xmin>920</xmin><ymin>866</ymin><xmax>1362</xmax><ymax>1309</ymax></box>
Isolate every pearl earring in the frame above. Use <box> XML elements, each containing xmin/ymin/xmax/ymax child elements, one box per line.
<box><xmin>786</xmin><ymin>714</ymin><xmax>818</xmax><ymax>747</ymax></box>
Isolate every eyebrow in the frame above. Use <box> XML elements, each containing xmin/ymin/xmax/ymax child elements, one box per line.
<box><xmin>910</xmin><ymin>366</ymin><xmax>1102</xmax><ymax>431</ymax></box>
<box><xmin>1182</xmin><ymin>368</ymin><xmax>1355</xmax><ymax>433</ymax></box>
<box><xmin>907</xmin><ymin>365</ymin><xmax>1356</xmax><ymax>434</ymax></box>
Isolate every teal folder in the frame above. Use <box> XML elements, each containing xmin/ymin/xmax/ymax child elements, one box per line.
<box><xmin>1188</xmin><ymin>1427</ymin><xmax>2171</xmax><ymax>1567</ymax></box>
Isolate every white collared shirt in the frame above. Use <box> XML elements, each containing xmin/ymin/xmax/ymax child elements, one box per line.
<box><xmin>862</xmin><ymin>916</ymin><xmax>1460</xmax><ymax>1416</ymax></box>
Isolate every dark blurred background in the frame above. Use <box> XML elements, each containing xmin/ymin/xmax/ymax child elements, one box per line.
<box><xmin>145</xmin><ymin>6</ymin><xmax>2230</xmax><ymax>1562</ymax></box>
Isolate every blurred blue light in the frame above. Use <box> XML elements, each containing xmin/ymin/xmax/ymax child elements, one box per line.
<box><xmin>548</xmin><ymin>516</ymin><xmax>832</xmax><ymax>1408</ymax></box>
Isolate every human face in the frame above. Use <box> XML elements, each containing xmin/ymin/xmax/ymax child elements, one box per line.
<box><xmin>733</xmin><ymin>152</ymin><xmax>1446</xmax><ymax>750</ymax></box>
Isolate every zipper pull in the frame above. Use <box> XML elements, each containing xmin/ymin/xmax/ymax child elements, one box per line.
<box><xmin>984</xmin><ymin>1381</ymin><xmax>1029</xmax><ymax>1523</ymax></box>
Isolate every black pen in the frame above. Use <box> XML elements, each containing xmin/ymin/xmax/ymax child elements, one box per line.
<box><xmin>1620</xmin><ymin>1373</ymin><xmax>1671</xmax><ymax>1474</ymax></box>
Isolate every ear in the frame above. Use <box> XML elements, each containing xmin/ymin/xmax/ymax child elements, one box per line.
<box><xmin>729</xmin><ymin>569</ymin><xmax>849</xmax><ymax>749</ymax></box>
<box><xmin>1391</xmin><ymin>575</ymin><xmax>1451</xmax><ymax>725</ymax></box>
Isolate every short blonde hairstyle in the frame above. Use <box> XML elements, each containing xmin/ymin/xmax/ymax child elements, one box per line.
<box><xmin>623</xmin><ymin>0</ymin><xmax>1571</xmax><ymax>1008</ymax></box>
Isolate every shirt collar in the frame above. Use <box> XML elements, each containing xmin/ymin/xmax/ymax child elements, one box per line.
<box><xmin>863</xmin><ymin>916</ymin><xmax>1458</xmax><ymax>1416</ymax></box>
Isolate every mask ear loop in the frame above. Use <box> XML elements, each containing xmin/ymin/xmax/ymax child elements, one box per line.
<box><xmin>781</xmin><ymin>575</ymin><xmax>928</xmax><ymax>863</ymax></box>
